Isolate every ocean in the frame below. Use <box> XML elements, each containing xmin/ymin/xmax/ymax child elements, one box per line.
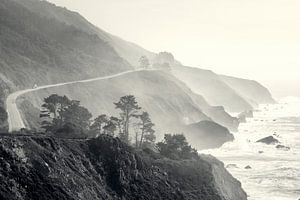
<box><xmin>201</xmin><ymin>97</ymin><xmax>300</xmax><ymax>200</ymax></box>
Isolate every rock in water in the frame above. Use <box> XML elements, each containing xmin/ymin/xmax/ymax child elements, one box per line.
<box><xmin>276</xmin><ymin>145</ymin><xmax>291</xmax><ymax>151</ymax></box>
<box><xmin>0</xmin><ymin>134</ymin><xmax>247</xmax><ymax>200</ymax></box>
<box><xmin>256</xmin><ymin>136</ymin><xmax>279</xmax><ymax>145</ymax></box>
<box><xmin>238</xmin><ymin>110</ymin><xmax>254</xmax><ymax>123</ymax></box>
<box><xmin>226</xmin><ymin>164</ymin><xmax>239</xmax><ymax>169</ymax></box>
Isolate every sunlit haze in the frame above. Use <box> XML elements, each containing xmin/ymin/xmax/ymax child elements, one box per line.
<box><xmin>48</xmin><ymin>0</ymin><xmax>300</xmax><ymax>98</ymax></box>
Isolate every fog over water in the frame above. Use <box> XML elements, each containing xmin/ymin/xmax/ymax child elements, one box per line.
<box><xmin>202</xmin><ymin>97</ymin><xmax>300</xmax><ymax>200</ymax></box>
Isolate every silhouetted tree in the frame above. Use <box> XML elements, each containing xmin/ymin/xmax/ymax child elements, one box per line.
<box><xmin>103</xmin><ymin>117</ymin><xmax>117</xmax><ymax>136</ymax></box>
<box><xmin>90</xmin><ymin>114</ymin><xmax>108</xmax><ymax>136</ymax></box>
<box><xmin>138</xmin><ymin>111</ymin><xmax>155</xmax><ymax>148</ymax></box>
<box><xmin>153</xmin><ymin>51</ymin><xmax>174</xmax><ymax>70</ymax></box>
<box><xmin>40</xmin><ymin>94</ymin><xmax>92</xmax><ymax>136</ymax></box>
<box><xmin>61</xmin><ymin>101</ymin><xmax>92</xmax><ymax>132</ymax></box>
<box><xmin>157</xmin><ymin>134</ymin><xmax>198</xmax><ymax>160</ymax></box>
<box><xmin>139</xmin><ymin>56</ymin><xmax>150</xmax><ymax>69</ymax></box>
<box><xmin>114</xmin><ymin>95</ymin><xmax>141</xmax><ymax>143</ymax></box>
<box><xmin>110</xmin><ymin>116</ymin><xmax>123</xmax><ymax>136</ymax></box>
<box><xmin>40</xmin><ymin>94</ymin><xmax>71</xmax><ymax>132</ymax></box>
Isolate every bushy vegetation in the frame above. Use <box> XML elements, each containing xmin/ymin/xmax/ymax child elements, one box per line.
<box><xmin>0</xmin><ymin>84</ymin><xmax>9</xmax><ymax>132</ymax></box>
<box><xmin>0</xmin><ymin>106</ymin><xmax>8</xmax><ymax>132</ymax></box>
<box><xmin>39</xmin><ymin>94</ymin><xmax>198</xmax><ymax>159</ymax></box>
<box><xmin>157</xmin><ymin>134</ymin><xmax>199</xmax><ymax>160</ymax></box>
<box><xmin>152</xmin><ymin>51</ymin><xmax>175</xmax><ymax>70</ymax></box>
<box><xmin>40</xmin><ymin>94</ymin><xmax>156</xmax><ymax>147</ymax></box>
<box><xmin>40</xmin><ymin>94</ymin><xmax>92</xmax><ymax>137</ymax></box>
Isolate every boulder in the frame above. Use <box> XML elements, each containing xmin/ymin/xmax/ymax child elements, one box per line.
<box><xmin>256</xmin><ymin>136</ymin><xmax>279</xmax><ymax>145</ymax></box>
<box><xmin>276</xmin><ymin>145</ymin><xmax>290</xmax><ymax>151</ymax></box>
<box><xmin>226</xmin><ymin>164</ymin><xmax>238</xmax><ymax>169</ymax></box>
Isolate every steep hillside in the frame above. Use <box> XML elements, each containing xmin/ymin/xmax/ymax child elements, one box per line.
<box><xmin>0</xmin><ymin>134</ymin><xmax>247</xmax><ymax>200</ymax></box>
<box><xmin>220</xmin><ymin>75</ymin><xmax>276</xmax><ymax>107</ymax></box>
<box><xmin>0</xmin><ymin>0</ymin><xmax>131</xmax><ymax>92</ymax></box>
<box><xmin>13</xmin><ymin>0</ymin><xmax>156</xmax><ymax>66</ymax></box>
<box><xmin>9</xmin><ymin>0</ymin><xmax>274</xmax><ymax>113</ymax></box>
<box><xmin>169</xmin><ymin>76</ymin><xmax>239</xmax><ymax>131</ymax></box>
<box><xmin>172</xmin><ymin>65</ymin><xmax>253</xmax><ymax>113</ymax></box>
<box><xmin>1</xmin><ymin>0</ymin><xmax>239</xmax><ymax>144</ymax></box>
<box><xmin>18</xmin><ymin>70</ymin><xmax>236</xmax><ymax>148</ymax></box>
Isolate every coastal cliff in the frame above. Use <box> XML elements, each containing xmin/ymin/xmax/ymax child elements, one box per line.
<box><xmin>0</xmin><ymin>134</ymin><xmax>247</xmax><ymax>200</ymax></box>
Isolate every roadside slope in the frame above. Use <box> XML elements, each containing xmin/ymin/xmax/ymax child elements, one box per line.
<box><xmin>19</xmin><ymin>70</ymin><xmax>235</xmax><ymax>149</ymax></box>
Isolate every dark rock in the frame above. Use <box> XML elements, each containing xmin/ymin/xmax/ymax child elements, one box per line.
<box><xmin>244</xmin><ymin>165</ymin><xmax>252</xmax><ymax>169</ymax></box>
<box><xmin>256</xmin><ymin>136</ymin><xmax>279</xmax><ymax>145</ymax></box>
<box><xmin>0</xmin><ymin>134</ymin><xmax>247</xmax><ymax>200</ymax></box>
<box><xmin>184</xmin><ymin>120</ymin><xmax>234</xmax><ymax>150</ymax></box>
<box><xmin>258</xmin><ymin>151</ymin><xmax>264</xmax><ymax>154</ymax></box>
<box><xmin>276</xmin><ymin>145</ymin><xmax>290</xmax><ymax>151</ymax></box>
<box><xmin>226</xmin><ymin>164</ymin><xmax>238</xmax><ymax>169</ymax></box>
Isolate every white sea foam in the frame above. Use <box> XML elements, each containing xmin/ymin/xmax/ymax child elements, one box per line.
<box><xmin>201</xmin><ymin>97</ymin><xmax>300</xmax><ymax>200</ymax></box>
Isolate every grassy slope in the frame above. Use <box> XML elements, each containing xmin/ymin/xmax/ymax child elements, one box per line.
<box><xmin>20</xmin><ymin>71</ymin><xmax>234</xmax><ymax>148</ymax></box>
<box><xmin>14</xmin><ymin>0</ymin><xmax>156</xmax><ymax>67</ymax></box>
<box><xmin>22</xmin><ymin>71</ymin><xmax>209</xmax><ymax>132</ymax></box>
<box><xmin>0</xmin><ymin>0</ymin><xmax>131</xmax><ymax>91</ymax></box>
<box><xmin>10</xmin><ymin>0</ymin><xmax>240</xmax><ymax>131</ymax></box>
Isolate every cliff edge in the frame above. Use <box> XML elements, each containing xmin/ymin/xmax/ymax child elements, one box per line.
<box><xmin>0</xmin><ymin>134</ymin><xmax>247</xmax><ymax>200</ymax></box>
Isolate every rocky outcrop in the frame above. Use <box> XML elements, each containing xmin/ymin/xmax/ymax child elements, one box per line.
<box><xmin>244</xmin><ymin>165</ymin><xmax>252</xmax><ymax>169</ymax></box>
<box><xmin>238</xmin><ymin>110</ymin><xmax>254</xmax><ymax>123</ymax></box>
<box><xmin>256</xmin><ymin>136</ymin><xmax>279</xmax><ymax>145</ymax></box>
<box><xmin>276</xmin><ymin>145</ymin><xmax>290</xmax><ymax>151</ymax></box>
<box><xmin>0</xmin><ymin>134</ymin><xmax>247</xmax><ymax>200</ymax></box>
<box><xmin>184</xmin><ymin>121</ymin><xmax>234</xmax><ymax>150</ymax></box>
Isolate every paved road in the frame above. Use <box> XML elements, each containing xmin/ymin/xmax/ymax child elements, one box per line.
<box><xmin>6</xmin><ymin>69</ymin><xmax>150</xmax><ymax>132</ymax></box>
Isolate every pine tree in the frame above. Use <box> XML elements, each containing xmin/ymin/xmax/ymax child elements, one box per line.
<box><xmin>138</xmin><ymin>111</ymin><xmax>155</xmax><ymax>148</ymax></box>
<box><xmin>90</xmin><ymin>114</ymin><xmax>108</xmax><ymax>136</ymax></box>
<box><xmin>114</xmin><ymin>95</ymin><xmax>141</xmax><ymax>144</ymax></box>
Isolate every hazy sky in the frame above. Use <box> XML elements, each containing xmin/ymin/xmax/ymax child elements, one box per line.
<box><xmin>48</xmin><ymin>0</ymin><xmax>300</xmax><ymax>97</ymax></box>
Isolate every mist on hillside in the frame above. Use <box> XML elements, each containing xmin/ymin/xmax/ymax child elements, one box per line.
<box><xmin>0</xmin><ymin>0</ymin><xmax>299</xmax><ymax>200</ymax></box>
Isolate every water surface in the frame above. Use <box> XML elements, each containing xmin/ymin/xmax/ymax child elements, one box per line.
<box><xmin>202</xmin><ymin>97</ymin><xmax>300</xmax><ymax>200</ymax></box>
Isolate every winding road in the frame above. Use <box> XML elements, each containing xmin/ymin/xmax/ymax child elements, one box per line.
<box><xmin>6</xmin><ymin>69</ymin><xmax>149</xmax><ymax>132</ymax></box>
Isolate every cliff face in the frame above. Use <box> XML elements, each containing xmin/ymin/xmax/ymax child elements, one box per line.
<box><xmin>220</xmin><ymin>75</ymin><xmax>276</xmax><ymax>107</ymax></box>
<box><xmin>0</xmin><ymin>134</ymin><xmax>247</xmax><ymax>200</ymax></box>
<box><xmin>171</xmin><ymin>65</ymin><xmax>254</xmax><ymax>113</ymax></box>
